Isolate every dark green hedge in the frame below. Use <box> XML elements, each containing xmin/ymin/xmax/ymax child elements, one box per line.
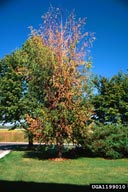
<box><xmin>81</xmin><ymin>124</ymin><xmax>128</xmax><ymax>159</ymax></box>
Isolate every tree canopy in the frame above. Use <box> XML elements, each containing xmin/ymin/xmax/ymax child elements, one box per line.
<box><xmin>92</xmin><ymin>71</ymin><xmax>128</xmax><ymax>124</ymax></box>
<box><xmin>0</xmin><ymin>50</ymin><xmax>28</xmax><ymax>125</ymax></box>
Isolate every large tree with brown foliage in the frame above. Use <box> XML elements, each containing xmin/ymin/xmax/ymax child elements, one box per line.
<box><xmin>23</xmin><ymin>7</ymin><xmax>95</xmax><ymax>157</ymax></box>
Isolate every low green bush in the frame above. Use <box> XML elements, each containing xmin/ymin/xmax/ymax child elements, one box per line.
<box><xmin>86</xmin><ymin>123</ymin><xmax>128</xmax><ymax>159</ymax></box>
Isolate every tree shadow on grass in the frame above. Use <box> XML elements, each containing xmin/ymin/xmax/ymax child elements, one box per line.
<box><xmin>0</xmin><ymin>180</ymin><xmax>90</xmax><ymax>192</ymax></box>
<box><xmin>23</xmin><ymin>145</ymin><xmax>93</xmax><ymax>160</ymax></box>
<box><xmin>0</xmin><ymin>144</ymin><xmax>30</xmax><ymax>151</ymax></box>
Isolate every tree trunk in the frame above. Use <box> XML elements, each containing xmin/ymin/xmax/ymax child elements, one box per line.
<box><xmin>57</xmin><ymin>143</ymin><xmax>63</xmax><ymax>158</ymax></box>
<box><xmin>28</xmin><ymin>134</ymin><xmax>33</xmax><ymax>148</ymax></box>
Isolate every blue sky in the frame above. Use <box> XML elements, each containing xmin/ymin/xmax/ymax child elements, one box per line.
<box><xmin>0</xmin><ymin>0</ymin><xmax>128</xmax><ymax>78</ymax></box>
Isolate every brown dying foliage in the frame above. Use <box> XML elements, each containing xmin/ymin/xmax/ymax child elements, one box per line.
<box><xmin>25</xmin><ymin>7</ymin><xmax>95</xmax><ymax>156</ymax></box>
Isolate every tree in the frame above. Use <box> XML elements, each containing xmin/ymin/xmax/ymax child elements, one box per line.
<box><xmin>24</xmin><ymin>7</ymin><xmax>95</xmax><ymax>157</ymax></box>
<box><xmin>0</xmin><ymin>49</ymin><xmax>35</xmax><ymax>147</ymax></box>
<box><xmin>0</xmin><ymin>50</ymin><xmax>28</xmax><ymax>125</ymax></box>
<box><xmin>92</xmin><ymin>71</ymin><xmax>128</xmax><ymax>124</ymax></box>
<box><xmin>0</xmin><ymin>36</ymin><xmax>57</xmax><ymax>147</ymax></box>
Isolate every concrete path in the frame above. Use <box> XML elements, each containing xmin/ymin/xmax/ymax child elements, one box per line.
<box><xmin>0</xmin><ymin>150</ymin><xmax>11</xmax><ymax>159</ymax></box>
<box><xmin>0</xmin><ymin>142</ymin><xmax>31</xmax><ymax>159</ymax></box>
<box><xmin>0</xmin><ymin>142</ymin><xmax>27</xmax><ymax>159</ymax></box>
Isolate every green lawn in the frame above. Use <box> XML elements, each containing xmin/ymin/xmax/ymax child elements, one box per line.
<box><xmin>0</xmin><ymin>150</ymin><xmax>128</xmax><ymax>191</ymax></box>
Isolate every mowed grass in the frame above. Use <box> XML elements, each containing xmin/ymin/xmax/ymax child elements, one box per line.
<box><xmin>0</xmin><ymin>130</ymin><xmax>27</xmax><ymax>142</ymax></box>
<box><xmin>0</xmin><ymin>150</ymin><xmax>128</xmax><ymax>185</ymax></box>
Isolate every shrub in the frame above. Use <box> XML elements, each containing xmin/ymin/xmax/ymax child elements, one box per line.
<box><xmin>83</xmin><ymin>123</ymin><xmax>128</xmax><ymax>159</ymax></box>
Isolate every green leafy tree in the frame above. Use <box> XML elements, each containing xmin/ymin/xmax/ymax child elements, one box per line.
<box><xmin>92</xmin><ymin>71</ymin><xmax>128</xmax><ymax>124</ymax></box>
<box><xmin>0</xmin><ymin>49</ymin><xmax>35</xmax><ymax>146</ymax></box>
<box><xmin>0</xmin><ymin>36</ymin><xmax>56</xmax><ymax>146</ymax></box>
<box><xmin>0</xmin><ymin>50</ymin><xmax>28</xmax><ymax>125</ymax></box>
